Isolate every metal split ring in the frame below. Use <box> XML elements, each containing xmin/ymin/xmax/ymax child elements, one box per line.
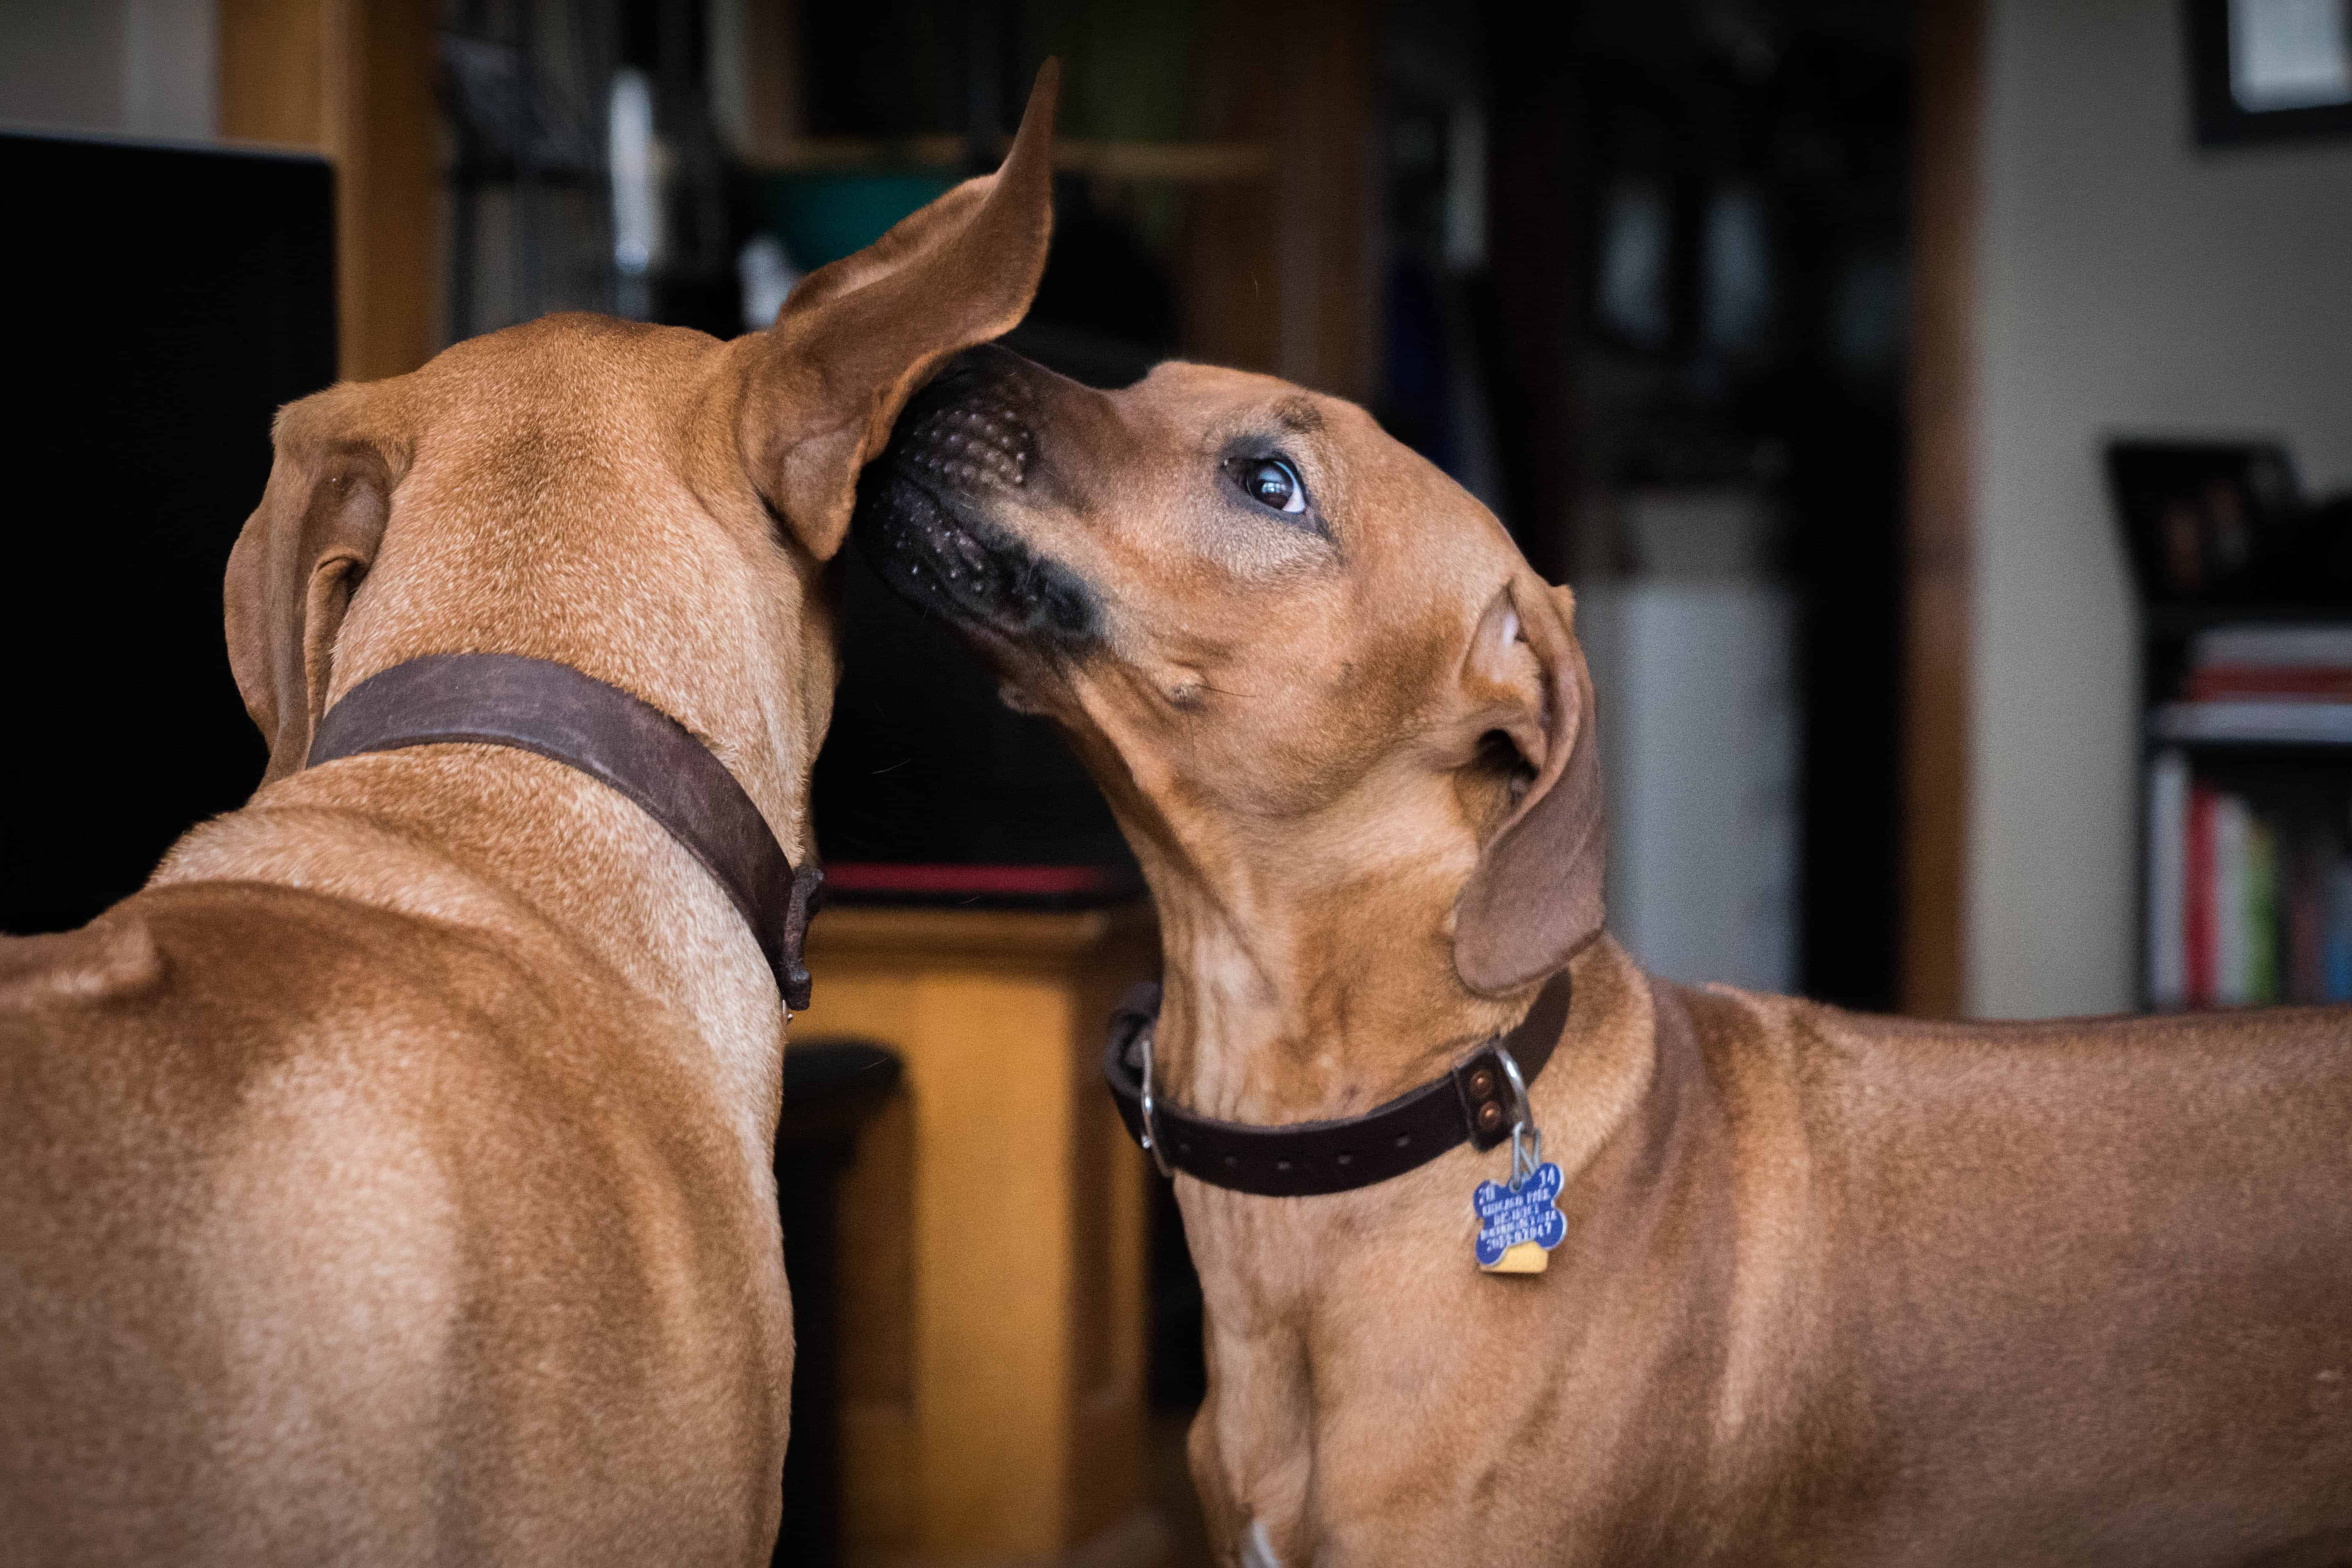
<box><xmin>1495</xmin><ymin>1043</ymin><xmax>1544</xmax><ymax>1191</ymax></box>
<box><xmin>1139</xmin><ymin>1025</ymin><xmax>1174</xmax><ymax>1179</ymax></box>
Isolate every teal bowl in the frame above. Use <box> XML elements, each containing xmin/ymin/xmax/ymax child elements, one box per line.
<box><xmin>758</xmin><ymin>172</ymin><xmax>959</xmax><ymax>271</ymax></box>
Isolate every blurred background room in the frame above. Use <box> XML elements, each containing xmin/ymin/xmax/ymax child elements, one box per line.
<box><xmin>5</xmin><ymin>1</ymin><xmax>2351</xmax><ymax>1562</ymax></box>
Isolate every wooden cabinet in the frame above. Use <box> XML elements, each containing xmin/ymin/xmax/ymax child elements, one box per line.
<box><xmin>794</xmin><ymin>905</ymin><xmax>1161</xmax><ymax>1567</ymax></box>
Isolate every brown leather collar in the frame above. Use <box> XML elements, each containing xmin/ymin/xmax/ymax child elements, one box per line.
<box><xmin>306</xmin><ymin>653</ymin><xmax>823</xmax><ymax>1010</ymax></box>
<box><xmin>1103</xmin><ymin>970</ymin><xmax>1574</xmax><ymax>1197</ymax></box>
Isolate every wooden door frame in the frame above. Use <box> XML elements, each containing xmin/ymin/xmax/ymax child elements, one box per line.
<box><xmin>219</xmin><ymin>0</ymin><xmax>438</xmax><ymax>383</ymax></box>
<box><xmin>1901</xmin><ymin>0</ymin><xmax>1984</xmax><ymax>1017</ymax></box>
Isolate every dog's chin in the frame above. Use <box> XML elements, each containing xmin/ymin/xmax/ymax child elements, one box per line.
<box><xmin>851</xmin><ymin>466</ymin><xmax>1098</xmax><ymax>650</ymax></box>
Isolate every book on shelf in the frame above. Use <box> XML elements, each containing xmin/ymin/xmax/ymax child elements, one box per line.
<box><xmin>2147</xmin><ymin>745</ymin><xmax>2352</xmax><ymax>1008</ymax></box>
<box><xmin>2153</xmin><ymin>623</ymin><xmax>2352</xmax><ymax>745</ymax></box>
<box><xmin>2331</xmin><ymin>865</ymin><xmax>2352</xmax><ymax>1000</ymax></box>
<box><xmin>2152</xmin><ymin>703</ymin><xmax>2352</xmax><ymax>743</ymax></box>
<box><xmin>2192</xmin><ymin>625</ymin><xmax>2352</xmax><ymax>681</ymax></box>
<box><xmin>2148</xmin><ymin>750</ymin><xmax>2188</xmax><ymax>1003</ymax></box>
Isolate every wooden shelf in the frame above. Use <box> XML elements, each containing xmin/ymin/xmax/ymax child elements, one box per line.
<box><xmin>2144</xmin><ymin>602</ymin><xmax>2352</xmax><ymax>636</ymax></box>
<box><xmin>742</xmin><ymin>134</ymin><xmax>1274</xmax><ymax>183</ymax></box>
<box><xmin>808</xmin><ymin>902</ymin><xmax>1152</xmax><ymax>961</ymax></box>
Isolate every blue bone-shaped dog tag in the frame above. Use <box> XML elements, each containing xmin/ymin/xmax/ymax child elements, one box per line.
<box><xmin>1473</xmin><ymin>1161</ymin><xmax>1566</xmax><ymax>1271</ymax></box>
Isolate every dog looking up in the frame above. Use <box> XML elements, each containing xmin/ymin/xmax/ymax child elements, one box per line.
<box><xmin>854</xmin><ymin>342</ymin><xmax>2352</xmax><ymax>1567</ymax></box>
<box><xmin>0</xmin><ymin>65</ymin><xmax>1058</xmax><ymax>1568</ymax></box>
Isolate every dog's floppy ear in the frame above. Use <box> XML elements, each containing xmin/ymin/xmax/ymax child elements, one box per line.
<box><xmin>1454</xmin><ymin>578</ymin><xmax>1608</xmax><ymax>998</ymax></box>
<box><xmin>739</xmin><ymin>60</ymin><xmax>1059</xmax><ymax>561</ymax></box>
<box><xmin>224</xmin><ymin>396</ymin><xmax>394</xmax><ymax>785</ymax></box>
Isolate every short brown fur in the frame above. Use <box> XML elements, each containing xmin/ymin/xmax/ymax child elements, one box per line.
<box><xmin>0</xmin><ymin>69</ymin><xmax>1059</xmax><ymax>1565</ymax></box>
<box><xmin>855</xmin><ymin>344</ymin><xmax>2352</xmax><ymax>1566</ymax></box>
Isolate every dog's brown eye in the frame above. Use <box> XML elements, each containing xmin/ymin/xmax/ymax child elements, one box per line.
<box><xmin>1230</xmin><ymin>456</ymin><xmax>1307</xmax><ymax>515</ymax></box>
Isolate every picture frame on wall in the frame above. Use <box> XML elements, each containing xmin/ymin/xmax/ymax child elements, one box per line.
<box><xmin>2108</xmin><ymin>439</ymin><xmax>2304</xmax><ymax>605</ymax></box>
<box><xmin>2187</xmin><ymin>0</ymin><xmax>2352</xmax><ymax>146</ymax></box>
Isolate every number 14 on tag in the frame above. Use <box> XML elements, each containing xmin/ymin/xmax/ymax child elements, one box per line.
<box><xmin>1473</xmin><ymin>1162</ymin><xmax>1566</xmax><ymax>1274</ymax></box>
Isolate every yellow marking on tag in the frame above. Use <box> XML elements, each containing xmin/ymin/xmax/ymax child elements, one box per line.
<box><xmin>1480</xmin><ymin>1239</ymin><xmax>1550</xmax><ymax>1274</ymax></box>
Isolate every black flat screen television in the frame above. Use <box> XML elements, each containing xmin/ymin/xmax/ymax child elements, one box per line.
<box><xmin>0</xmin><ymin>131</ymin><xmax>337</xmax><ymax>935</ymax></box>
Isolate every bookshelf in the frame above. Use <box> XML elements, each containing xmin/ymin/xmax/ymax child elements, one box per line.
<box><xmin>2118</xmin><ymin>441</ymin><xmax>2352</xmax><ymax>1010</ymax></box>
<box><xmin>2137</xmin><ymin>607</ymin><xmax>2352</xmax><ymax>1010</ymax></box>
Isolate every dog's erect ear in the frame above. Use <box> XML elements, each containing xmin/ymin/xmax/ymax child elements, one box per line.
<box><xmin>224</xmin><ymin>407</ymin><xmax>393</xmax><ymax>786</ymax></box>
<box><xmin>740</xmin><ymin>60</ymin><xmax>1059</xmax><ymax>561</ymax></box>
<box><xmin>1453</xmin><ymin>578</ymin><xmax>1608</xmax><ymax>998</ymax></box>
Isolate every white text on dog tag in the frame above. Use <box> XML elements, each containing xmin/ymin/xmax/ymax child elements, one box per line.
<box><xmin>1473</xmin><ymin>1161</ymin><xmax>1565</xmax><ymax>1273</ymax></box>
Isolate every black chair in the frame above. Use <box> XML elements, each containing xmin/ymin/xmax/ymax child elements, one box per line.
<box><xmin>772</xmin><ymin>1039</ymin><xmax>902</xmax><ymax>1568</ymax></box>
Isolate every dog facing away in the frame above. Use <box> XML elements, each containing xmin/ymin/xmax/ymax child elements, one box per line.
<box><xmin>853</xmin><ymin>342</ymin><xmax>2352</xmax><ymax>1566</ymax></box>
<box><xmin>0</xmin><ymin>71</ymin><xmax>1058</xmax><ymax>1568</ymax></box>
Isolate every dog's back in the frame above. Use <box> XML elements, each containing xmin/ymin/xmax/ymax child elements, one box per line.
<box><xmin>1691</xmin><ymin>981</ymin><xmax>2352</xmax><ymax>1561</ymax></box>
<box><xmin>0</xmin><ymin>72</ymin><xmax>1071</xmax><ymax>1563</ymax></box>
<box><xmin>0</xmin><ymin>879</ymin><xmax>788</xmax><ymax>1565</ymax></box>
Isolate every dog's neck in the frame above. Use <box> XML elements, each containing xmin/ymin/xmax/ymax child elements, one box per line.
<box><xmin>1170</xmin><ymin>931</ymin><xmax>1669</xmax><ymax>1562</ymax></box>
<box><xmin>155</xmin><ymin>691</ymin><xmax>811</xmax><ymax>1161</ymax></box>
<box><xmin>1135</xmin><ymin>826</ymin><xmax>1529</xmax><ymax>1128</ymax></box>
<box><xmin>179</xmin><ymin>381</ymin><xmax>837</xmax><ymax>1152</ymax></box>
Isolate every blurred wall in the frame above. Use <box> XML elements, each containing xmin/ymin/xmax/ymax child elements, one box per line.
<box><xmin>0</xmin><ymin>0</ymin><xmax>218</xmax><ymax>139</ymax></box>
<box><xmin>1967</xmin><ymin>0</ymin><xmax>2352</xmax><ymax>1017</ymax></box>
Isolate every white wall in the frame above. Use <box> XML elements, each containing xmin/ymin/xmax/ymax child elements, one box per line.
<box><xmin>0</xmin><ymin>0</ymin><xmax>216</xmax><ymax>141</ymax></box>
<box><xmin>1968</xmin><ymin>0</ymin><xmax>2352</xmax><ymax>1017</ymax></box>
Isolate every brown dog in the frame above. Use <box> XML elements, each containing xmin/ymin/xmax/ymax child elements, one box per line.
<box><xmin>854</xmin><ymin>344</ymin><xmax>2352</xmax><ymax>1566</ymax></box>
<box><xmin>0</xmin><ymin>74</ymin><xmax>1056</xmax><ymax>1566</ymax></box>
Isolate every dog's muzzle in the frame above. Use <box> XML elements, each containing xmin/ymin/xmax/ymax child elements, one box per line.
<box><xmin>852</xmin><ymin>350</ymin><xmax>1097</xmax><ymax>644</ymax></box>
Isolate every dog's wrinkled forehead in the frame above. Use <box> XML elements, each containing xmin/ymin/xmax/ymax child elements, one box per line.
<box><xmin>1127</xmin><ymin>374</ymin><xmax>1527</xmax><ymax>651</ymax></box>
<box><xmin>855</xmin><ymin>343</ymin><xmax>1528</xmax><ymax>673</ymax></box>
<box><xmin>1114</xmin><ymin>360</ymin><xmax>1512</xmax><ymax>562</ymax></box>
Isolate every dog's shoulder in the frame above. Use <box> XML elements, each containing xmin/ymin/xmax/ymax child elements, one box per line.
<box><xmin>0</xmin><ymin>880</ymin><xmax>643</xmax><ymax>1141</ymax></box>
<box><xmin>0</xmin><ymin>878</ymin><xmax>735</xmax><ymax>1311</ymax></box>
<box><xmin>0</xmin><ymin>911</ymin><xmax>166</xmax><ymax>1011</ymax></box>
